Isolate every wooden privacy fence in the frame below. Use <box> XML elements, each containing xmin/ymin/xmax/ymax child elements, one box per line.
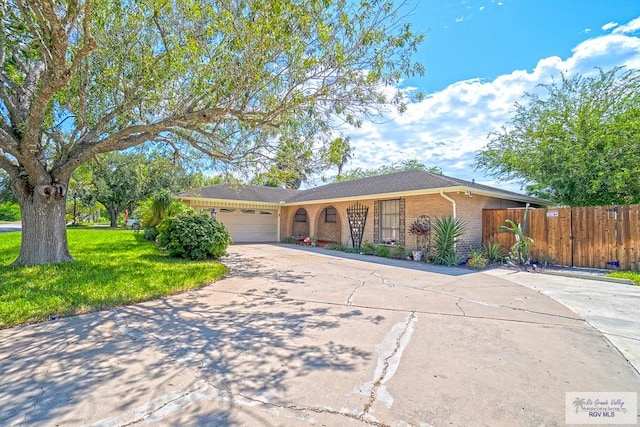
<box><xmin>482</xmin><ymin>205</ymin><xmax>640</xmax><ymax>271</ymax></box>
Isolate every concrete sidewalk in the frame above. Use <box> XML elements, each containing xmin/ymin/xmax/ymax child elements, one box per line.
<box><xmin>485</xmin><ymin>268</ymin><xmax>640</xmax><ymax>374</ymax></box>
<box><xmin>0</xmin><ymin>244</ymin><xmax>638</xmax><ymax>426</ymax></box>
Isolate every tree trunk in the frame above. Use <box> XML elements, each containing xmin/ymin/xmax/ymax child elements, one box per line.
<box><xmin>109</xmin><ymin>208</ymin><xmax>118</xmax><ymax>227</ymax></box>
<box><xmin>14</xmin><ymin>189</ymin><xmax>74</xmax><ymax>266</ymax></box>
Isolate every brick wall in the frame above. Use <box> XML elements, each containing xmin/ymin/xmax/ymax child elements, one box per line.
<box><xmin>282</xmin><ymin>193</ymin><xmax>524</xmax><ymax>251</ymax></box>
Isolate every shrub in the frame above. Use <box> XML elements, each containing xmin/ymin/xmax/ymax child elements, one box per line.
<box><xmin>157</xmin><ymin>210</ymin><xmax>232</xmax><ymax>260</ymax></box>
<box><xmin>360</xmin><ymin>240</ymin><xmax>375</xmax><ymax>255</ymax></box>
<box><xmin>390</xmin><ymin>245</ymin><xmax>407</xmax><ymax>259</ymax></box>
<box><xmin>281</xmin><ymin>236</ymin><xmax>296</xmax><ymax>244</ymax></box>
<box><xmin>432</xmin><ymin>216</ymin><xmax>466</xmax><ymax>266</ymax></box>
<box><xmin>467</xmin><ymin>247</ymin><xmax>488</xmax><ymax>269</ymax></box>
<box><xmin>374</xmin><ymin>245</ymin><xmax>390</xmax><ymax>257</ymax></box>
<box><xmin>0</xmin><ymin>202</ymin><xmax>20</xmax><ymax>221</ymax></box>
<box><xmin>481</xmin><ymin>242</ymin><xmax>507</xmax><ymax>264</ymax></box>
<box><xmin>326</xmin><ymin>242</ymin><xmax>345</xmax><ymax>251</ymax></box>
<box><xmin>137</xmin><ymin>190</ymin><xmax>188</xmax><ymax>241</ymax></box>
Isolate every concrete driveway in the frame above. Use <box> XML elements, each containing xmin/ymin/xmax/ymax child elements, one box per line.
<box><xmin>1</xmin><ymin>244</ymin><xmax>638</xmax><ymax>426</ymax></box>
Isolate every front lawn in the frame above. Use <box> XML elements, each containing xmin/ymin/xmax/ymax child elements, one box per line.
<box><xmin>0</xmin><ymin>228</ymin><xmax>227</xmax><ymax>328</ymax></box>
<box><xmin>607</xmin><ymin>270</ymin><xmax>640</xmax><ymax>286</ymax></box>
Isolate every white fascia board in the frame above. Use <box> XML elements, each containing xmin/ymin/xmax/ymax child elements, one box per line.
<box><xmin>178</xmin><ymin>196</ymin><xmax>281</xmax><ymax>210</ymax></box>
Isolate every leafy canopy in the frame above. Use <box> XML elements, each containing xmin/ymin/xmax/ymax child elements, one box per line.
<box><xmin>334</xmin><ymin>159</ymin><xmax>442</xmax><ymax>182</ymax></box>
<box><xmin>0</xmin><ymin>0</ymin><xmax>424</xmax><ymax>189</ymax></box>
<box><xmin>475</xmin><ymin>67</ymin><xmax>640</xmax><ymax>206</ymax></box>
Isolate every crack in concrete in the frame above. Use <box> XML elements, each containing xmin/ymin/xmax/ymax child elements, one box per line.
<box><xmin>119</xmin><ymin>384</ymin><xmax>207</xmax><ymax>426</ymax></box>
<box><xmin>456</xmin><ymin>301</ymin><xmax>466</xmax><ymax>316</ymax></box>
<box><xmin>210</xmin><ymin>289</ymin><xmax>586</xmax><ymax>328</ymax></box>
<box><xmin>361</xmin><ymin>312</ymin><xmax>416</xmax><ymax>417</ymax></box>
<box><xmin>347</xmin><ymin>281</ymin><xmax>367</xmax><ymax>306</ymax></box>
<box><xmin>203</xmin><ymin>380</ymin><xmax>389</xmax><ymax>426</ymax></box>
<box><xmin>371</xmin><ymin>272</ymin><xmax>393</xmax><ymax>287</ymax></box>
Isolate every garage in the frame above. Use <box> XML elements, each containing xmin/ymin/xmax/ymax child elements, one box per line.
<box><xmin>215</xmin><ymin>208</ymin><xmax>278</xmax><ymax>243</ymax></box>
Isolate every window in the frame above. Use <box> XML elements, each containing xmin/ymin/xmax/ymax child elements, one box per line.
<box><xmin>379</xmin><ymin>199</ymin><xmax>400</xmax><ymax>244</ymax></box>
<box><xmin>324</xmin><ymin>207</ymin><xmax>337</xmax><ymax>223</ymax></box>
<box><xmin>294</xmin><ymin>208</ymin><xmax>307</xmax><ymax>223</ymax></box>
<box><xmin>259</xmin><ymin>211</ymin><xmax>273</xmax><ymax>215</ymax></box>
<box><xmin>241</xmin><ymin>209</ymin><xmax>255</xmax><ymax>214</ymax></box>
<box><xmin>220</xmin><ymin>208</ymin><xmax>236</xmax><ymax>214</ymax></box>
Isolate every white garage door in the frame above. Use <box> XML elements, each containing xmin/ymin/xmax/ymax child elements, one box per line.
<box><xmin>216</xmin><ymin>208</ymin><xmax>278</xmax><ymax>243</ymax></box>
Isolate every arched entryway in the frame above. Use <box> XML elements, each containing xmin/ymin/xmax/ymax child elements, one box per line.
<box><xmin>292</xmin><ymin>208</ymin><xmax>309</xmax><ymax>241</ymax></box>
<box><xmin>316</xmin><ymin>205</ymin><xmax>341</xmax><ymax>244</ymax></box>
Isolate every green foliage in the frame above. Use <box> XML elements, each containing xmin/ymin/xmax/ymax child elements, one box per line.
<box><xmin>0</xmin><ymin>202</ymin><xmax>20</xmax><ymax>221</ymax></box>
<box><xmin>1</xmin><ymin>0</ymin><xmax>423</xmax><ymax>265</ymax></box>
<box><xmin>389</xmin><ymin>245</ymin><xmax>407</xmax><ymax>259</ymax></box>
<box><xmin>324</xmin><ymin>137</ymin><xmax>353</xmax><ymax>179</ymax></box>
<box><xmin>334</xmin><ymin>159</ymin><xmax>442</xmax><ymax>182</ymax></box>
<box><xmin>467</xmin><ymin>247</ymin><xmax>488</xmax><ymax>269</ymax></box>
<box><xmin>281</xmin><ymin>236</ymin><xmax>296</xmax><ymax>244</ymax></box>
<box><xmin>499</xmin><ymin>204</ymin><xmax>533</xmax><ymax>266</ymax></box>
<box><xmin>325</xmin><ymin>242</ymin><xmax>345</xmax><ymax>250</ymax></box>
<box><xmin>475</xmin><ymin>67</ymin><xmax>640</xmax><ymax>206</ymax></box>
<box><xmin>607</xmin><ymin>271</ymin><xmax>640</xmax><ymax>286</ymax></box>
<box><xmin>374</xmin><ymin>245</ymin><xmax>390</xmax><ymax>257</ymax></box>
<box><xmin>0</xmin><ymin>171</ymin><xmax>16</xmax><ymax>204</ymax></box>
<box><xmin>0</xmin><ymin>229</ymin><xmax>227</xmax><ymax>328</ymax></box>
<box><xmin>158</xmin><ymin>210</ymin><xmax>232</xmax><ymax>260</ymax></box>
<box><xmin>360</xmin><ymin>240</ymin><xmax>375</xmax><ymax>255</ymax></box>
<box><xmin>137</xmin><ymin>190</ymin><xmax>188</xmax><ymax>241</ymax></box>
<box><xmin>432</xmin><ymin>216</ymin><xmax>466</xmax><ymax>266</ymax></box>
<box><xmin>481</xmin><ymin>242</ymin><xmax>507</xmax><ymax>264</ymax></box>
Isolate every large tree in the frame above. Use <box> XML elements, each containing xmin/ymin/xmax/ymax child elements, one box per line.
<box><xmin>88</xmin><ymin>151</ymin><xmax>201</xmax><ymax>226</ymax></box>
<box><xmin>475</xmin><ymin>67</ymin><xmax>640</xmax><ymax>206</ymax></box>
<box><xmin>0</xmin><ymin>0</ymin><xmax>423</xmax><ymax>265</ymax></box>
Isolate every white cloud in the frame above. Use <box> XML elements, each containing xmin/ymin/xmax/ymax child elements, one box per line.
<box><xmin>613</xmin><ymin>17</ymin><xmax>640</xmax><ymax>34</ymax></box>
<box><xmin>602</xmin><ymin>22</ymin><xmax>618</xmax><ymax>31</ymax></box>
<box><xmin>341</xmin><ymin>21</ymin><xmax>640</xmax><ymax>190</ymax></box>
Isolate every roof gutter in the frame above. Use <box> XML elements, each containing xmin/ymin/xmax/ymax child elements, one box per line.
<box><xmin>439</xmin><ymin>190</ymin><xmax>456</xmax><ymax>218</ymax></box>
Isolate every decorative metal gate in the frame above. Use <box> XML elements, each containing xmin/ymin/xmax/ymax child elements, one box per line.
<box><xmin>347</xmin><ymin>202</ymin><xmax>369</xmax><ymax>249</ymax></box>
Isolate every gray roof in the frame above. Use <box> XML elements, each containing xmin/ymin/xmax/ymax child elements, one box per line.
<box><xmin>178</xmin><ymin>185</ymin><xmax>298</xmax><ymax>203</ymax></box>
<box><xmin>179</xmin><ymin>170</ymin><xmax>544</xmax><ymax>205</ymax></box>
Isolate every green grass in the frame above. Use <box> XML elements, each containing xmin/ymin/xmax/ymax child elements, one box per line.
<box><xmin>607</xmin><ymin>270</ymin><xmax>640</xmax><ymax>285</ymax></box>
<box><xmin>0</xmin><ymin>228</ymin><xmax>227</xmax><ymax>328</ymax></box>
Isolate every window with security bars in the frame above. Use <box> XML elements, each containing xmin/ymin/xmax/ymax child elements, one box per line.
<box><xmin>379</xmin><ymin>199</ymin><xmax>400</xmax><ymax>244</ymax></box>
<box><xmin>294</xmin><ymin>208</ymin><xmax>307</xmax><ymax>222</ymax></box>
<box><xmin>324</xmin><ymin>207</ymin><xmax>337</xmax><ymax>223</ymax></box>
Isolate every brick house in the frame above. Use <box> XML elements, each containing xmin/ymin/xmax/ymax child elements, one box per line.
<box><xmin>177</xmin><ymin>170</ymin><xmax>545</xmax><ymax>251</ymax></box>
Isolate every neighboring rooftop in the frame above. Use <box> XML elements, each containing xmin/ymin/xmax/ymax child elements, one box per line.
<box><xmin>178</xmin><ymin>170</ymin><xmax>544</xmax><ymax>205</ymax></box>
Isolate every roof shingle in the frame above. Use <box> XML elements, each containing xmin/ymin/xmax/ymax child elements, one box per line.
<box><xmin>178</xmin><ymin>170</ymin><xmax>544</xmax><ymax>205</ymax></box>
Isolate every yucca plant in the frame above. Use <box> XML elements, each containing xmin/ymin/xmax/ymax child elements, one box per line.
<box><xmin>432</xmin><ymin>216</ymin><xmax>466</xmax><ymax>266</ymax></box>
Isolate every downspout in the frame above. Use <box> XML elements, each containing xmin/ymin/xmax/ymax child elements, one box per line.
<box><xmin>439</xmin><ymin>190</ymin><xmax>458</xmax><ymax>251</ymax></box>
<box><xmin>439</xmin><ymin>190</ymin><xmax>456</xmax><ymax>218</ymax></box>
<box><xmin>277</xmin><ymin>206</ymin><xmax>282</xmax><ymax>242</ymax></box>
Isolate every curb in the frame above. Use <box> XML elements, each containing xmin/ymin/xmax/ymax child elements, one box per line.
<box><xmin>539</xmin><ymin>270</ymin><xmax>636</xmax><ymax>286</ymax></box>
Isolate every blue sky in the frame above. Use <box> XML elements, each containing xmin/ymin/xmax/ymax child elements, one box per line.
<box><xmin>337</xmin><ymin>0</ymin><xmax>640</xmax><ymax>191</ymax></box>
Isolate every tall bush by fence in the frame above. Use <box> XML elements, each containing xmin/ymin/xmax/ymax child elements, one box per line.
<box><xmin>482</xmin><ymin>205</ymin><xmax>640</xmax><ymax>271</ymax></box>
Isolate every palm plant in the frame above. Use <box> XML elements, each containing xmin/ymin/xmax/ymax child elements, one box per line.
<box><xmin>499</xmin><ymin>204</ymin><xmax>534</xmax><ymax>266</ymax></box>
<box><xmin>432</xmin><ymin>216</ymin><xmax>466</xmax><ymax>266</ymax></box>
